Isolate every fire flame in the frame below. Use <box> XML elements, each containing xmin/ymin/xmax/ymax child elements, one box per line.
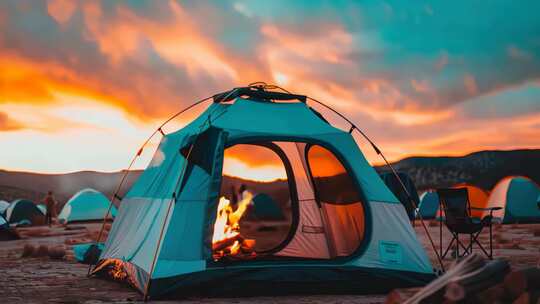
<box><xmin>212</xmin><ymin>191</ymin><xmax>256</xmax><ymax>260</ymax></box>
<box><xmin>108</xmin><ymin>260</ymin><xmax>127</xmax><ymax>281</ymax></box>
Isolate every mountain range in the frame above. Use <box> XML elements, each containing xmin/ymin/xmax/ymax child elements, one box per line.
<box><xmin>1</xmin><ymin>149</ymin><xmax>538</xmax><ymax>204</ymax></box>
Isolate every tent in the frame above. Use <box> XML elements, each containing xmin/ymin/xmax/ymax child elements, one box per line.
<box><xmin>92</xmin><ymin>86</ymin><xmax>434</xmax><ymax>298</ymax></box>
<box><xmin>485</xmin><ymin>176</ymin><xmax>540</xmax><ymax>223</ymax></box>
<box><xmin>0</xmin><ymin>214</ymin><xmax>8</xmax><ymax>230</ymax></box>
<box><xmin>417</xmin><ymin>190</ymin><xmax>440</xmax><ymax>220</ymax></box>
<box><xmin>0</xmin><ymin>200</ymin><xmax>9</xmax><ymax>214</ymax></box>
<box><xmin>36</xmin><ymin>204</ymin><xmax>47</xmax><ymax>215</ymax></box>
<box><xmin>5</xmin><ymin>199</ymin><xmax>45</xmax><ymax>225</ymax></box>
<box><xmin>451</xmin><ymin>183</ymin><xmax>489</xmax><ymax>218</ymax></box>
<box><xmin>252</xmin><ymin>193</ymin><xmax>286</xmax><ymax>220</ymax></box>
<box><xmin>58</xmin><ymin>189</ymin><xmax>117</xmax><ymax>223</ymax></box>
<box><xmin>379</xmin><ymin>172</ymin><xmax>419</xmax><ymax>220</ymax></box>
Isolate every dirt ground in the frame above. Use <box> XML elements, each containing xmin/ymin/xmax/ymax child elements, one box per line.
<box><xmin>1</xmin><ymin>222</ymin><xmax>539</xmax><ymax>303</ymax></box>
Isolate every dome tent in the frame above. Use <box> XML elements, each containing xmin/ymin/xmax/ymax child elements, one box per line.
<box><xmin>36</xmin><ymin>204</ymin><xmax>47</xmax><ymax>215</ymax></box>
<box><xmin>0</xmin><ymin>213</ymin><xmax>8</xmax><ymax>230</ymax></box>
<box><xmin>0</xmin><ymin>200</ymin><xmax>9</xmax><ymax>214</ymax></box>
<box><xmin>379</xmin><ymin>172</ymin><xmax>420</xmax><ymax>220</ymax></box>
<box><xmin>451</xmin><ymin>183</ymin><xmax>489</xmax><ymax>218</ymax></box>
<box><xmin>417</xmin><ymin>190</ymin><xmax>439</xmax><ymax>220</ymax></box>
<box><xmin>5</xmin><ymin>199</ymin><xmax>45</xmax><ymax>225</ymax></box>
<box><xmin>485</xmin><ymin>176</ymin><xmax>540</xmax><ymax>223</ymax></box>
<box><xmin>91</xmin><ymin>85</ymin><xmax>434</xmax><ymax>299</ymax></box>
<box><xmin>59</xmin><ymin>189</ymin><xmax>117</xmax><ymax>223</ymax></box>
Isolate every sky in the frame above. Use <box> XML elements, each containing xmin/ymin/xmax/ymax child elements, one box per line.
<box><xmin>0</xmin><ymin>0</ymin><xmax>539</xmax><ymax>176</ymax></box>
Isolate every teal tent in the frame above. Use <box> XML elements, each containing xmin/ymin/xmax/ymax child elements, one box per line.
<box><xmin>59</xmin><ymin>189</ymin><xmax>116</xmax><ymax>223</ymax></box>
<box><xmin>5</xmin><ymin>199</ymin><xmax>44</xmax><ymax>225</ymax></box>
<box><xmin>252</xmin><ymin>193</ymin><xmax>286</xmax><ymax>220</ymax></box>
<box><xmin>0</xmin><ymin>200</ymin><xmax>9</xmax><ymax>215</ymax></box>
<box><xmin>0</xmin><ymin>214</ymin><xmax>8</xmax><ymax>230</ymax></box>
<box><xmin>486</xmin><ymin>176</ymin><xmax>540</xmax><ymax>223</ymax></box>
<box><xmin>92</xmin><ymin>86</ymin><xmax>434</xmax><ymax>299</ymax></box>
<box><xmin>36</xmin><ymin>204</ymin><xmax>47</xmax><ymax>215</ymax></box>
<box><xmin>417</xmin><ymin>191</ymin><xmax>440</xmax><ymax>220</ymax></box>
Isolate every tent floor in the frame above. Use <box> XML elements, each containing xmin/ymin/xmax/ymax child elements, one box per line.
<box><xmin>148</xmin><ymin>265</ymin><xmax>435</xmax><ymax>299</ymax></box>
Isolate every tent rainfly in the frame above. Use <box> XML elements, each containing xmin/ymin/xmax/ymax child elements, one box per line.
<box><xmin>5</xmin><ymin>199</ymin><xmax>45</xmax><ymax>225</ymax></box>
<box><xmin>91</xmin><ymin>85</ymin><xmax>435</xmax><ymax>299</ymax></box>
<box><xmin>59</xmin><ymin>189</ymin><xmax>117</xmax><ymax>223</ymax></box>
<box><xmin>485</xmin><ymin>176</ymin><xmax>540</xmax><ymax>223</ymax></box>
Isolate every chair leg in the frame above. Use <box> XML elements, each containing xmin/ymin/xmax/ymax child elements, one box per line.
<box><xmin>456</xmin><ymin>233</ymin><xmax>459</xmax><ymax>260</ymax></box>
<box><xmin>442</xmin><ymin>237</ymin><xmax>456</xmax><ymax>259</ymax></box>
<box><xmin>472</xmin><ymin>231</ymin><xmax>491</xmax><ymax>259</ymax></box>
<box><xmin>489</xmin><ymin>223</ymin><xmax>493</xmax><ymax>259</ymax></box>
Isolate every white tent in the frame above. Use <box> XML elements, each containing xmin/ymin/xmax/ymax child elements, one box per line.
<box><xmin>485</xmin><ymin>176</ymin><xmax>540</xmax><ymax>223</ymax></box>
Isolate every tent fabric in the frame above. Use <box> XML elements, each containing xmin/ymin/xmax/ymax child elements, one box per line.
<box><xmin>0</xmin><ymin>214</ymin><xmax>8</xmax><ymax>230</ymax></box>
<box><xmin>58</xmin><ymin>189</ymin><xmax>117</xmax><ymax>223</ymax></box>
<box><xmin>37</xmin><ymin>204</ymin><xmax>47</xmax><ymax>215</ymax></box>
<box><xmin>95</xmin><ymin>96</ymin><xmax>434</xmax><ymax>298</ymax></box>
<box><xmin>74</xmin><ymin>243</ymin><xmax>104</xmax><ymax>264</ymax></box>
<box><xmin>486</xmin><ymin>176</ymin><xmax>540</xmax><ymax>223</ymax></box>
<box><xmin>0</xmin><ymin>200</ymin><xmax>10</xmax><ymax>214</ymax></box>
<box><xmin>417</xmin><ymin>191</ymin><xmax>439</xmax><ymax>220</ymax></box>
<box><xmin>379</xmin><ymin>172</ymin><xmax>420</xmax><ymax>220</ymax></box>
<box><xmin>5</xmin><ymin>199</ymin><xmax>45</xmax><ymax>225</ymax></box>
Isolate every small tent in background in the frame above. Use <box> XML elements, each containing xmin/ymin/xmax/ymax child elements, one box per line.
<box><xmin>451</xmin><ymin>183</ymin><xmax>489</xmax><ymax>218</ymax></box>
<box><xmin>0</xmin><ymin>200</ymin><xmax>10</xmax><ymax>214</ymax></box>
<box><xmin>251</xmin><ymin>193</ymin><xmax>286</xmax><ymax>220</ymax></box>
<box><xmin>5</xmin><ymin>199</ymin><xmax>45</xmax><ymax>225</ymax></box>
<box><xmin>0</xmin><ymin>214</ymin><xmax>8</xmax><ymax>230</ymax></box>
<box><xmin>36</xmin><ymin>204</ymin><xmax>47</xmax><ymax>215</ymax></box>
<box><xmin>379</xmin><ymin>172</ymin><xmax>420</xmax><ymax>220</ymax></box>
<box><xmin>486</xmin><ymin>176</ymin><xmax>540</xmax><ymax>223</ymax></box>
<box><xmin>58</xmin><ymin>189</ymin><xmax>116</xmax><ymax>224</ymax></box>
<box><xmin>417</xmin><ymin>190</ymin><xmax>440</xmax><ymax>219</ymax></box>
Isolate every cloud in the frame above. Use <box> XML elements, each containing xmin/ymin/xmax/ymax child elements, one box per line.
<box><xmin>47</xmin><ymin>0</ymin><xmax>77</xmax><ymax>25</ymax></box>
<box><xmin>0</xmin><ymin>112</ymin><xmax>23</xmax><ymax>131</ymax></box>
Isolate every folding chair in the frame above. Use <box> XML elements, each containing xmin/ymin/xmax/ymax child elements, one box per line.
<box><xmin>437</xmin><ymin>188</ymin><xmax>501</xmax><ymax>260</ymax></box>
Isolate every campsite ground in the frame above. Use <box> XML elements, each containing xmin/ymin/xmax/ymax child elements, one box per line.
<box><xmin>1</xmin><ymin>222</ymin><xmax>539</xmax><ymax>304</ymax></box>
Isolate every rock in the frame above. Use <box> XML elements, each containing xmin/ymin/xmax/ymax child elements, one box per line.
<box><xmin>22</xmin><ymin>244</ymin><xmax>35</xmax><ymax>258</ymax></box>
<box><xmin>33</xmin><ymin>245</ymin><xmax>49</xmax><ymax>257</ymax></box>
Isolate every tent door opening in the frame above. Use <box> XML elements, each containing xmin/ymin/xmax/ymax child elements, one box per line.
<box><xmin>209</xmin><ymin>141</ymin><xmax>366</xmax><ymax>262</ymax></box>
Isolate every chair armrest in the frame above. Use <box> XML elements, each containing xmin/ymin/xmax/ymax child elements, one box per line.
<box><xmin>470</xmin><ymin>207</ymin><xmax>502</xmax><ymax>211</ymax></box>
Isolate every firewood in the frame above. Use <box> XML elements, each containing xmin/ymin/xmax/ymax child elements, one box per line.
<box><xmin>445</xmin><ymin>258</ymin><xmax>510</xmax><ymax>300</ymax></box>
<box><xmin>512</xmin><ymin>291</ymin><xmax>540</xmax><ymax>304</ymax></box>
<box><xmin>385</xmin><ymin>290</ymin><xmax>404</xmax><ymax>304</ymax></box>
<box><xmin>212</xmin><ymin>234</ymin><xmax>242</xmax><ymax>251</ymax></box>
<box><xmin>474</xmin><ymin>283</ymin><xmax>509</xmax><ymax>304</ymax></box>
<box><xmin>505</xmin><ymin>268</ymin><xmax>540</xmax><ymax>300</ymax></box>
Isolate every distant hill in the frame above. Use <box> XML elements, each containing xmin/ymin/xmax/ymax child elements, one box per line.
<box><xmin>376</xmin><ymin>149</ymin><xmax>540</xmax><ymax>191</ymax></box>
<box><xmin>1</xmin><ymin>149</ymin><xmax>538</xmax><ymax>204</ymax></box>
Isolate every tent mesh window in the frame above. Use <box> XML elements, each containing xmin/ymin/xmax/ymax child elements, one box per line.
<box><xmin>213</xmin><ymin>141</ymin><xmax>366</xmax><ymax>261</ymax></box>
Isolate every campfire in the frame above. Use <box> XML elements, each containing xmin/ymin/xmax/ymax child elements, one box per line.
<box><xmin>108</xmin><ymin>260</ymin><xmax>127</xmax><ymax>281</ymax></box>
<box><xmin>212</xmin><ymin>191</ymin><xmax>256</xmax><ymax>261</ymax></box>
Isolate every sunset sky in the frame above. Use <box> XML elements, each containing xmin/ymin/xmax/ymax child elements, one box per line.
<box><xmin>1</xmin><ymin>1</ymin><xmax>539</xmax><ymax>175</ymax></box>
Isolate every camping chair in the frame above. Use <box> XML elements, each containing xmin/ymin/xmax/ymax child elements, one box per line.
<box><xmin>437</xmin><ymin>188</ymin><xmax>501</xmax><ymax>260</ymax></box>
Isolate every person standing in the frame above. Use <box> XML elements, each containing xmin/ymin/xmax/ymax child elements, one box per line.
<box><xmin>42</xmin><ymin>191</ymin><xmax>57</xmax><ymax>227</ymax></box>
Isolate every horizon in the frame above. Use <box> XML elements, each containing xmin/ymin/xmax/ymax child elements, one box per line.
<box><xmin>1</xmin><ymin>1</ymin><xmax>539</xmax><ymax>176</ymax></box>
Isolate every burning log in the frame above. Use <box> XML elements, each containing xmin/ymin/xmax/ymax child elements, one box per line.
<box><xmin>212</xmin><ymin>234</ymin><xmax>243</xmax><ymax>252</ymax></box>
<box><xmin>212</xmin><ymin>192</ymin><xmax>257</xmax><ymax>261</ymax></box>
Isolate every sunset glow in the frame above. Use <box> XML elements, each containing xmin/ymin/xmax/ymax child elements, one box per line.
<box><xmin>0</xmin><ymin>1</ymin><xmax>539</xmax><ymax>174</ymax></box>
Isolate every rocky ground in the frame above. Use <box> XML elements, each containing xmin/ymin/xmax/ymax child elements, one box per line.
<box><xmin>0</xmin><ymin>222</ymin><xmax>538</xmax><ymax>303</ymax></box>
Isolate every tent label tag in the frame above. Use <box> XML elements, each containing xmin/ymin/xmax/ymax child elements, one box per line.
<box><xmin>379</xmin><ymin>241</ymin><xmax>403</xmax><ymax>265</ymax></box>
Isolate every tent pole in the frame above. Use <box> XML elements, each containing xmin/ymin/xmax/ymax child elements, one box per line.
<box><xmin>86</xmin><ymin>96</ymin><xmax>213</xmax><ymax>277</ymax></box>
<box><xmin>306</xmin><ymin>96</ymin><xmax>446</xmax><ymax>272</ymax></box>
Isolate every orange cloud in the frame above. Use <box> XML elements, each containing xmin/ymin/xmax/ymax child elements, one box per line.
<box><xmin>464</xmin><ymin>74</ymin><xmax>478</xmax><ymax>95</ymax></box>
<box><xmin>47</xmin><ymin>0</ymin><xmax>76</xmax><ymax>25</ymax></box>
